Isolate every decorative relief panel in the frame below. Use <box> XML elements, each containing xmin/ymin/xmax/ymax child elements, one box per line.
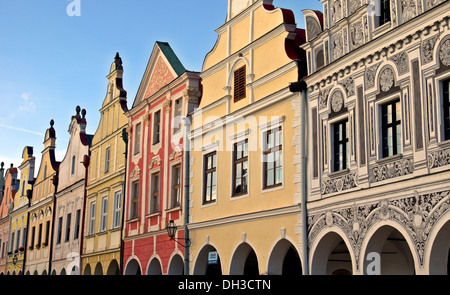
<box><xmin>331</xmin><ymin>0</ymin><xmax>343</xmax><ymax>26</ymax></box>
<box><xmin>306</xmin><ymin>16</ymin><xmax>322</xmax><ymax>41</ymax></box>
<box><xmin>338</xmin><ymin>76</ymin><xmax>355</xmax><ymax>97</ymax></box>
<box><xmin>332</xmin><ymin>32</ymin><xmax>344</xmax><ymax>61</ymax></box>
<box><xmin>369</xmin><ymin>157</ymin><xmax>414</xmax><ymax>183</ymax></box>
<box><xmin>308</xmin><ymin>190</ymin><xmax>450</xmax><ymax>269</ymax></box>
<box><xmin>379</xmin><ymin>67</ymin><xmax>395</xmax><ymax>92</ymax></box>
<box><xmin>421</xmin><ymin>35</ymin><xmax>439</xmax><ymax>64</ymax></box>
<box><xmin>365</xmin><ymin>62</ymin><xmax>382</xmax><ymax>89</ymax></box>
<box><xmin>439</xmin><ymin>39</ymin><xmax>450</xmax><ymax>66</ymax></box>
<box><xmin>427</xmin><ymin>0</ymin><xmax>445</xmax><ymax>9</ymax></box>
<box><xmin>428</xmin><ymin>147</ymin><xmax>450</xmax><ymax>168</ymax></box>
<box><xmin>331</xmin><ymin>90</ymin><xmax>345</xmax><ymax>112</ymax></box>
<box><xmin>350</xmin><ymin>0</ymin><xmax>362</xmax><ymax>14</ymax></box>
<box><xmin>321</xmin><ymin>172</ymin><xmax>358</xmax><ymax>195</ymax></box>
<box><xmin>401</xmin><ymin>0</ymin><xmax>417</xmax><ymax>23</ymax></box>
<box><xmin>389</xmin><ymin>51</ymin><xmax>410</xmax><ymax>75</ymax></box>
<box><xmin>350</xmin><ymin>20</ymin><xmax>364</xmax><ymax>49</ymax></box>
<box><xmin>319</xmin><ymin>86</ymin><xmax>333</xmax><ymax>109</ymax></box>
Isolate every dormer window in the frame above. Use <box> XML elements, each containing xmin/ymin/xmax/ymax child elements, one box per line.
<box><xmin>234</xmin><ymin>65</ymin><xmax>246</xmax><ymax>102</ymax></box>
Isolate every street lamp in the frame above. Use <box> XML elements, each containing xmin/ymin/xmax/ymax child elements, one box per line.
<box><xmin>166</xmin><ymin>220</ymin><xmax>191</xmax><ymax>248</ymax></box>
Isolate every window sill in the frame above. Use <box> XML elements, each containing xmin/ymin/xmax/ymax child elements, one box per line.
<box><xmin>126</xmin><ymin>217</ymin><xmax>140</xmax><ymax>223</ymax></box>
<box><xmin>375</xmin><ymin>153</ymin><xmax>403</xmax><ymax>165</ymax></box>
<box><xmin>145</xmin><ymin>211</ymin><xmax>161</xmax><ymax>219</ymax></box>
<box><xmin>166</xmin><ymin>206</ymin><xmax>181</xmax><ymax>213</ymax></box>
<box><xmin>373</xmin><ymin>21</ymin><xmax>391</xmax><ymax>37</ymax></box>
<box><xmin>328</xmin><ymin>168</ymin><xmax>350</xmax><ymax>178</ymax></box>
<box><xmin>437</xmin><ymin>139</ymin><xmax>450</xmax><ymax>148</ymax></box>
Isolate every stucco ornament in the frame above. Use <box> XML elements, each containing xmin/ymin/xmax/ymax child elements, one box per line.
<box><xmin>401</xmin><ymin>0</ymin><xmax>417</xmax><ymax>22</ymax></box>
<box><xmin>380</xmin><ymin>68</ymin><xmax>395</xmax><ymax>92</ymax></box>
<box><xmin>439</xmin><ymin>39</ymin><xmax>450</xmax><ymax>66</ymax></box>
<box><xmin>331</xmin><ymin>90</ymin><xmax>344</xmax><ymax>112</ymax></box>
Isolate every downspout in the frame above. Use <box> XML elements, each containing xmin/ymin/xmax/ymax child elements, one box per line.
<box><xmin>182</xmin><ymin>116</ymin><xmax>191</xmax><ymax>275</ymax></box>
<box><xmin>80</xmin><ymin>154</ymin><xmax>90</xmax><ymax>275</ymax></box>
<box><xmin>290</xmin><ymin>79</ymin><xmax>309</xmax><ymax>275</ymax></box>
<box><xmin>48</xmin><ymin>172</ymin><xmax>59</xmax><ymax>275</ymax></box>
<box><xmin>119</xmin><ymin>127</ymin><xmax>129</xmax><ymax>275</ymax></box>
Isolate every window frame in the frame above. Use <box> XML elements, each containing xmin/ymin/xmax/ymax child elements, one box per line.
<box><xmin>100</xmin><ymin>196</ymin><xmax>108</xmax><ymax>232</ymax></box>
<box><xmin>153</xmin><ymin>110</ymin><xmax>161</xmax><ymax>145</ymax></box>
<box><xmin>203</xmin><ymin>151</ymin><xmax>217</xmax><ymax>205</ymax></box>
<box><xmin>113</xmin><ymin>191</ymin><xmax>122</xmax><ymax>229</ymax></box>
<box><xmin>332</xmin><ymin>119</ymin><xmax>349</xmax><ymax>172</ymax></box>
<box><xmin>232</xmin><ymin>139</ymin><xmax>249</xmax><ymax>197</ymax></box>
<box><xmin>149</xmin><ymin>172</ymin><xmax>160</xmax><ymax>214</ymax></box>
<box><xmin>65</xmin><ymin>213</ymin><xmax>71</xmax><ymax>242</ymax></box>
<box><xmin>234</xmin><ymin>65</ymin><xmax>246</xmax><ymax>102</ymax></box>
<box><xmin>171</xmin><ymin>164</ymin><xmax>182</xmax><ymax>209</ymax></box>
<box><xmin>104</xmin><ymin>146</ymin><xmax>111</xmax><ymax>174</ymax></box>
<box><xmin>130</xmin><ymin>180</ymin><xmax>139</xmax><ymax>220</ymax></box>
<box><xmin>376</xmin><ymin>0</ymin><xmax>391</xmax><ymax>28</ymax></box>
<box><xmin>442</xmin><ymin>78</ymin><xmax>450</xmax><ymax>141</ymax></box>
<box><xmin>263</xmin><ymin>126</ymin><xmax>283</xmax><ymax>190</ymax></box>
<box><xmin>133</xmin><ymin>122</ymin><xmax>142</xmax><ymax>156</ymax></box>
<box><xmin>380</xmin><ymin>99</ymin><xmax>402</xmax><ymax>158</ymax></box>
<box><xmin>88</xmin><ymin>202</ymin><xmax>96</xmax><ymax>236</ymax></box>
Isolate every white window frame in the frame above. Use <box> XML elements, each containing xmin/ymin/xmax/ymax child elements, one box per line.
<box><xmin>88</xmin><ymin>201</ymin><xmax>96</xmax><ymax>235</ymax></box>
<box><xmin>100</xmin><ymin>196</ymin><xmax>108</xmax><ymax>232</ymax></box>
<box><xmin>113</xmin><ymin>191</ymin><xmax>122</xmax><ymax>229</ymax></box>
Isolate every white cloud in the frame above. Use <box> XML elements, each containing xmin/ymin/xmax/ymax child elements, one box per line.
<box><xmin>18</xmin><ymin>91</ymin><xmax>36</xmax><ymax>112</ymax></box>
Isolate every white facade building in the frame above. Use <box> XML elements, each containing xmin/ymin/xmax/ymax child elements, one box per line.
<box><xmin>294</xmin><ymin>0</ymin><xmax>450</xmax><ymax>274</ymax></box>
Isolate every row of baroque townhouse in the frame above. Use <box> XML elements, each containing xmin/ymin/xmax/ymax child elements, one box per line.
<box><xmin>0</xmin><ymin>0</ymin><xmax>449</xmax><ymax>276</ymax></box>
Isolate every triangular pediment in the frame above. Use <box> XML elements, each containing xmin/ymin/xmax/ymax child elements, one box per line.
<box><xmin>133</xmin><ymin>42</ymin><xmax>186</xmax><ymax>108</ymax></box>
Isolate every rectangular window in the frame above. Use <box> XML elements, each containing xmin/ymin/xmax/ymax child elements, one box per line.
<box><xmin>333</xmin><ymin>119</ymin><xmax>349</xmax><ymax>172</ymax></box>
<box><xmin>21</xmin><ymin>227</ymin><xmax>27</xmax><ymax>248</ymax></box>
<box><xmin>71</xmin><ymin>155</ymin><xmax>76</xmax><ymax>175</ymax></box>
<box><xmin>74</xmin><ymin>209</ymin><xmax>80</xmax><ymax>239</ymax></box>
<box><xmin>100</xmin><ymin>197</ymin><xmax>108</xmax><ymax>232</ymax></box>
<box><xmin>30</xmin><ymin>227</ymin><xmax>36</xmax><ymax>249</ymax></box>
<box><xmin>113</xmin><ymin>191</ymin><xmax>121</xmax><ymax>229</ymax></box>
<box><xmin>381</xmin><ymin>100</ymin><xmax>401</xmax><ymax>158</ymax></box>
<box><xmin>45</xmin><ymin>220</ymin><xmax>51</xmax><ymax>245</ymax></box>
<box><xmin>16</xmin><ymin>229</ymin><xmax>20</xmax><ymax>250</ymax></box>
<box><xmin>263</xmin><ymin>127</ymin><xmax>283</xmax><ymax>189</ymax></box>
<box><xmin>131</xmin><ymin>181</ymin><xmax>139</xmax><ymax>219</ymax></box>
<box><xmin>203</xmin><ymin>152</ymin><xmax>217</xmax><ymax>204</ymax></box>
<box><xmin>173</xmin><ymin>99</ymin><xmax>183</xmax><ymax>133</ymax></box>
<box><xmin>89</xmin><ymin>202</ymin><xmax>96</xmax><ymax>235</ymax></box>
<box><xmin>56</xmin><ymin>217</ymin><xmax>62</xmax><ymax>244</ymax></box>
<box><xmin>65</xmin><ymin>213</ymin><xmax>71</xmax><ymax>242</ymax></box>
<box><xmin>10</xmin><ymin>232</ymin><xmax>14</xmax><ymax>252</ymax></box>
<box><xmin>443</xmin><ymin>78</ymin><xmax>450</xmax><ymax>141</ymax></box>
<box><xmin>171</xmin><ymin>164</ymin><xmax>181</xmax><ymax>208</ymax></box>
<box><xmin>377</xmin><ymin>0</ymin><xmax>391</xmax><ymax>27</ymax></box>
<box><xmin>38</xmin><ymin>223</ymin><xmax>43</xmax><ymax>245</ymax></box>
<box><xmin>150</xmin><ymin>173</ymin><xmax>160</xmax><ymax>213</ymax></box>
<box><xmin>153</xmin><ymin>111</ymin><xmax>161</xmax><ymax>144</ymax></box>
<box><xmin>133</xmin><ymin>123</ymin><xmax>141</xmax><ymax>155</ymax></box>
<box><xmin>233</xmin><ymin>140</ymin><xmax>249</xmax><ymax>196</ymax></box>
<box><xmin>234</xmin><ymin>65</ymin><xmax>246</xmax><ymax>102</ymax></box>
<box><xmin>105</xmin><ymin>147</ymin><xmax>110</xmax><ymax>173</ymax></box>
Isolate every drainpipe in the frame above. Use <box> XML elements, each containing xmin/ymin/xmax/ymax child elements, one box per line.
<box><xmin>80</xmin><ymin>154</ymin><xmax>90</xmax><ymax>275</ymax></box>
<box><xmin>182</xmin><ymin>116</ymin><xmax>191</xmax><ymax>275</ymax></box>
<box><xmin>48</xmin><ymin>172</ymin><xmax>59</xmax><ymax>275</ymax></box>
<box><xmin>119</xmin><ymin>127</ymin><xmax>129</xmax><ymax>275</ymax></box>
<box><xmin>290</xmin><ymin>79</ymin><xmax>309</xmax><ymax>275</ymax></box>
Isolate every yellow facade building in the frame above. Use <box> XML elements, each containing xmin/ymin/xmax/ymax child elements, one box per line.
<box><xmin>188</xmin><ymin>0</ymin><xmax>307</xmax><ymax>275</ymax></box>
<box><xmin>24</xmin><ymin>121</ymin><xmax>60</xmax><ymax>275</ymax></box>
<box><xmin>81</xmin><ymin>53</ymin><xmax>128</xmax><ymax>275</ymax></box>
<box><xmin>6</xmin><ymin>146</ymin><xmax>35</xmax><ymax>275</ymax></box>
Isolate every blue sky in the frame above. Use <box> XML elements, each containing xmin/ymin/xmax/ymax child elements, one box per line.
<box><xmin>0</xmin><ymin>0</ymin><xmax>322</xmax><ymax>171</ymax></box>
